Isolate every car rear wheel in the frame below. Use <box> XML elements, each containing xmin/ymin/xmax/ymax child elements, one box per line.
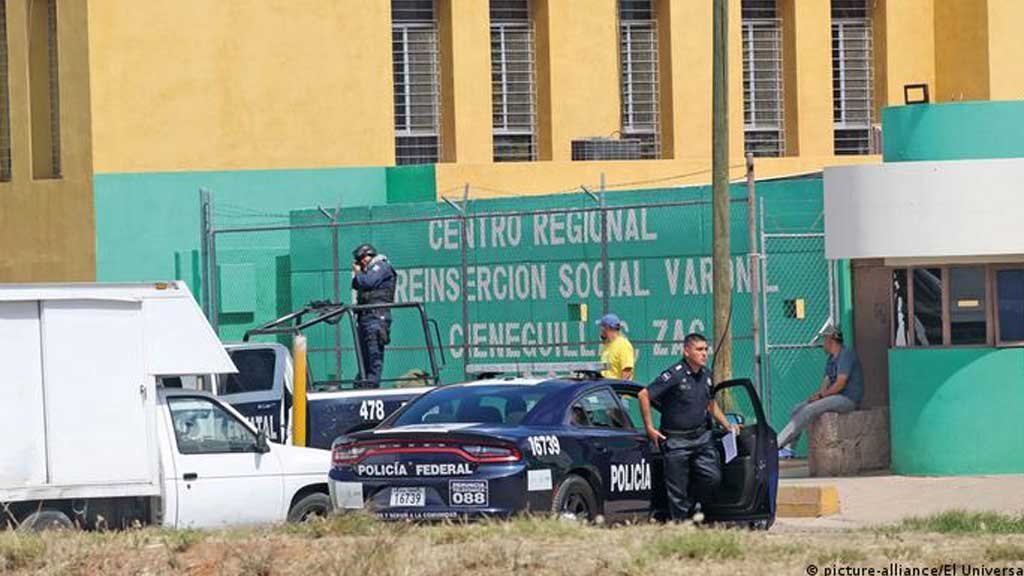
<box><xmin>551</xmin><ymin>475</ymin><xmax>598</xmax><ymax>522</ymax></box>
<box><xmin>288</xmin><ymin>493</ymin><xmax>331</xmax><ymax>523</ymax></box>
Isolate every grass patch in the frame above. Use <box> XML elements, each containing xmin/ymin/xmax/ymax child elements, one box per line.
<box><xmin>816</xmin><ymin>547</ymin><xmax>868</xmax><ymax>565</ymax></box>
<box><xmin>160</xmin><ymin>528</ymin><xmax>205</xmax><ymax>553</ymax></box>
<box><xmin>281</xmin><ymin>512</ymin><xmax>382</xmax><ymax>539</ymax></box>
<box><xmin>0</xmin><ymin>532</ymin><xmax>45</xmax><ymax>571</ymax></box>
<box><xmin>427</xmin><ymin>515</ymin><xmax>589</xmax><ymax>545</ymax></box>
<box><xmin>901</xmin><ymin>510</ymin><xmax>1024</xmax><ymax>534</ymax></box>
<box><xmin>649</xmin><ymin>529</ymin><xmax>744</xmax><ymax>561</ymax></box>
<box><xmin>985</xmin><ymin>543</ymin><xmax>1024</xmax><ymax>562</ymax></box>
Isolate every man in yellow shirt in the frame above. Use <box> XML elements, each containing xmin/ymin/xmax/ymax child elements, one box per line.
<box><xmin>598</xmin><ymin>313</ymin><xmax>635</xmax><ymax>380</ymax></box>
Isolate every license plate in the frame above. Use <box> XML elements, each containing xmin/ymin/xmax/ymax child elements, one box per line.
<box><xmin>390</xmin><ymin>487</ymin><xmax>426</xmax><ymax>507</ymax></box>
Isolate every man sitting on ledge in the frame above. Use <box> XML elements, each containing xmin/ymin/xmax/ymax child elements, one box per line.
<box><xmin>777</xmin><ymin>324</ymin><xmax>864</xmax><ymax>458</ymax></box>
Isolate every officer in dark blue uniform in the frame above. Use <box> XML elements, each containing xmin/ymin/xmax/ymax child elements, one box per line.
<box><xmin>638</xmin><ymin>332</ymin><xmax>739</xmax><ymax>521</ymax></box>
<box><xmin>351</xmin><ymin>243</ymin><xmax>397</xmax><ymax>388</ymax></box>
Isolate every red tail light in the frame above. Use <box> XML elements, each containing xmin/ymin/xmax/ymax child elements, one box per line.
<box><xmin>330</xmin><ymin>438</ymin><xmax>521</xmax><ymax>466</ymax></box>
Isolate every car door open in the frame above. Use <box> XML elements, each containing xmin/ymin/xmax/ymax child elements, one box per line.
<box><xmin>703</xmin><ymin>378</ymin><xmax>778</xmax><ymax>526</ymax></box>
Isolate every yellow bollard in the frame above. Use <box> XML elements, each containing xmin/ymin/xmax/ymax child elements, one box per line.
<box><xmin>292</xmin><ymin>334</ymin><xmax>308</xmax><ymax>447</ymax></box>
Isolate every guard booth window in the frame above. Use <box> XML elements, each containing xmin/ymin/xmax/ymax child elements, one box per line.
<box><xmin>892</xmin><ymin>266</ymin><xmax>1014</xmax><ymax>348</ymax></box>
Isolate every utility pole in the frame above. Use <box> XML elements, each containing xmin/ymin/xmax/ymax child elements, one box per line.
<box><xmin>712</xmin><ymin>0</ymin><xmax>732</xmax><ymax>379</ymax></box>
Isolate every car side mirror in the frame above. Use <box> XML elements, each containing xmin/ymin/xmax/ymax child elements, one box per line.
<box><xmin>255</xmin><ymin>430</ymin><xmax>271</xmax><ymax>453</ymax></box>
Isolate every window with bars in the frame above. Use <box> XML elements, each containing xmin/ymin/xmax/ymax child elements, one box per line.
<box><xmin>491</xmin><ymin>0</ymin><xmax>536</xmax><ymax>162</ymax></box>
<box><xmin>29</xmin><ymin>0</ymin><xmax>60</xmax><ymax>179</ymax></box>
<box><xmin>0</xmin><ymin>1</ymin><xmax>10</xmax><ymax>182</ymax></box>
<box><xmin>742</xmin><ymin>0</ymin><xmax>784</xmax><ymax>157</ymax></box>
<box><xmin>831</xmin><ymin>0</ymin><xmax>873</xmax><ymax>156</ymax></box>
<box><xmin>619</xmin><ymin>0</ymin><xmax>660</xmax><ymax>160</ymax></box>
<box><xmin>393</xmin><ymin>0</ymin><xmax>441</xmax><ymax>165</ymax></box>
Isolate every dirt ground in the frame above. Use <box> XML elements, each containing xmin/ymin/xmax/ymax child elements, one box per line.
<box><xmin>4</xmin><ymin>512</ymin><xmax>1024</xmax><ymax>576</ymax></box>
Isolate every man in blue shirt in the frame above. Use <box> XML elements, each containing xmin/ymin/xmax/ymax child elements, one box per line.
<box><xmin>777</xmin><ymin>324</ymin><xmax>864</xmax><ymax>455</ymax></box>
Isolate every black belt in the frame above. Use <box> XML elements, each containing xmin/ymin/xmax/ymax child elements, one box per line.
<box><xmin>662</xmin><ymin>425</ymin><xmax>708</xmax><ymax>440</ymax></box>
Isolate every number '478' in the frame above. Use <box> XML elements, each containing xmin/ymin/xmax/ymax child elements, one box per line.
<box><xmin>359</xmin><ymin>400</ymin><xmax>385</xmax><ymax>421</ymax></box>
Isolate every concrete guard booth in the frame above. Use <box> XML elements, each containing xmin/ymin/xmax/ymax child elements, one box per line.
<box><xmin>824</xmin><ymin>101</ymin><xmax>1024</xmax><ymax>476</ymax></box>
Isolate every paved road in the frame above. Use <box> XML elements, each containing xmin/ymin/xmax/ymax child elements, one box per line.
<box><xmin>776</xmin><ymin>469</ymin><xmax>1024</xmax><ymax>530</ymax></box>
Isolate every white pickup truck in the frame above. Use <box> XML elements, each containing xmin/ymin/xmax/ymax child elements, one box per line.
<box><xmin>0</xmin><ymin>283</ymin><xmax>331</xmax><ymax>530</ymax></box>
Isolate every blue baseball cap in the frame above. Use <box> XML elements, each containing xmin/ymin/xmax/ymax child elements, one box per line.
<box><xmin>597</xmin><ymin>313</ymin><xmax>622</xmax><ymax>329</ymax></box>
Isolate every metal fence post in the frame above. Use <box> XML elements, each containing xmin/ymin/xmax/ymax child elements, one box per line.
<box><xmin>331</xmin><ymin>210</ymin><xmax>342</xmax><ymax>379</ymax></box>
<box><xmin>199</xmin><ymin>188</ymin><xmax>212</xmax><ymax>319</ymax></box>
<box><xmin>758</xmin><ymin>196</ymin><xmax>771</xmax><ymax>421</ymax></box>
<box><xmin>208</xmin><ymin>217</ymin><xmax>220</xmax><ymax>336</ymax></box>
<box><xmin>600</xmin><ymin>173</ymin><xmax>609</xmax><ymax>316</ymax></box>
<box><xmin>745</xmin><ymin>154</ymin><xmax>763</xmax><ymax>402</ymax></box>
<box><xmin>460</xmin><ymin>184</ymin><xmax>471</xmax><ymax>377</ymax></box>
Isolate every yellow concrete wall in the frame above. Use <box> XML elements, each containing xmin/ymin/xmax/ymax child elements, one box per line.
<box><xmin>438</xmin><ymin>0</ymin><xmax>492</xmax><ymax>164</ymax></box>
<box><xmin>0</xmin><ymin>0</ymin><xmax>94</xmax><ymax>281</ymax></box>
<box><xmin>874</xmin><ymin>0</ymin><xmax>936</xmax><ymax>109</ymax></box>
<box><xmin>534</xmin><ymin>0</ymin><xmax>620</xmax><ymax>161</ymax></box>
<box><xmin>985</xmin><ymin>0</ymin><xmax>1024</xmax><ymax>101</ymax></box>
<box><xmin>934</xmin><ymin>0</ymin><xmax>990</xmax><ymax>102</ymax></box>
<box><xmin>779</xmin><ymin>0</ymin><xmax>834</xmax><ymax>156</ymax></box>
<box><xmin>87</xmin><ymin>0</ymin><xmax>395</xmax><ymax>173</ymax></box>
<box><xmin>435</xmin><ymin>155</ymin><xmax>877</xmax><ymax>198</ymax></box>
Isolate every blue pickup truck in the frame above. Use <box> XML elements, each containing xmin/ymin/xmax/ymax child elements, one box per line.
<box><xmin>193</xmin><ymin>302</ymin><xmax>446</xmax><ymax>449</ymax></box>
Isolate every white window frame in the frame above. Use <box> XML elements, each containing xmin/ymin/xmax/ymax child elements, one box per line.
<box><xmin>491</xmin><ymin>3</ymin><xmax>537</xmax><ymax>163</ymax></box>
<box><xmin>393</xmin><ymin>3</ymin><xmax>442</xmax><ymax>166</ymax></box>
<box><xmin>619</xmin><ymin>4</ymin><xmax>660</xmax><ymax>160</ymax></box>
<box><xmin>832</xmin><ymin>6</ymin><xmax>874</xmax><ymax>156</ymax></box>
<box><xmin>742</xmin><ymin>15</ymin><xmax>784</xmax><ymax>158</ymax></box>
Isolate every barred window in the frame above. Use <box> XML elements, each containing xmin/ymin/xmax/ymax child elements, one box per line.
<box><xmin>491</xmin><ymin>0</ymin><xmax>536</xmax><ymax>162</ymax></box>
<box><xmin>831</xmin><ymin>0</ymin><xmax>873</xmax><ymax>156</ymax></box>
<box><xmin>0</xmin><ymin>1</ymin><xmax>11</xmax><ymax>182</ymax></box>
<box><xmin>29</xmin><ymin>0</ymin><xmax>60</xmax><ymax>179</ymax></box>
<box><xmin>619</xmin><ymin>0</ymin><xmax>660</xmax><ymax>160</ymax></box>
<box><xmin>393</xmin><ymin>0</ymin><xmax>441</xmax><ymax>165</ymax></box>
<box><xmin>742</xmin><ymin>0</ymin><xmax>784</xmax><ymax>158</ymax></box>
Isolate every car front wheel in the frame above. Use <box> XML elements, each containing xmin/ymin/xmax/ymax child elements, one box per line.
<box><xmin>288</xmin><ymin>493</ymin><xmax>331</xmax><ymax>523</ymax></box>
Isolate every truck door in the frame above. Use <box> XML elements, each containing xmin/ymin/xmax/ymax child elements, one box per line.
<box><xmin>216</xmin><ymin>345</ymin><xmax>289</xmax><ymax>443</ymax></box>
<box><xmin>164</xmin><ymin>395</ymin><xmax>284</xmax><ymax>528</ymax></box>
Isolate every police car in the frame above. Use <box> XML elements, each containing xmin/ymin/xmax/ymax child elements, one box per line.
<box><xmin>328</xmin><ymin>372</ymin><xmax>778</xmax><ymax>527</ymax></box>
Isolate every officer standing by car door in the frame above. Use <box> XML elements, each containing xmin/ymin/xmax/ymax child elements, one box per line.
<box><xmin>351</xmin><ymin>244</ymin><xmax>397</xmax><ymax>388</ymax></box>
<box><xmin>638</xmin><ymin>333</ymin><xmax>739</xmax><ymax>521</ymax></box>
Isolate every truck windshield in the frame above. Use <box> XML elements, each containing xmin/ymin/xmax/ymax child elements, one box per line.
<box><xmin>388</xmin><ymin>383</ymin><xmax>562</xmax><ymax>427</ymax></box>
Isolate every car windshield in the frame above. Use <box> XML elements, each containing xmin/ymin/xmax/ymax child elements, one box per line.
<box><xmin>389</xmin><ymin>383</ymin><xmax>563</xmax><ymax>427</ymax></box>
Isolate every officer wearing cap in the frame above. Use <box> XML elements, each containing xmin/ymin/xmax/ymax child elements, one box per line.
<box><xmin>597</xmin><ymin>313</ymin><xmax>635</xmax><ymax>380</ymax></box>
<box><xmin>776</xmin><ymin>324</ymin><xmax>863</xmax><ymax>456</ymax></box>
<box><xmin>638</xmin><ymin>332</ymin><xmax>739</xmax><ymax>521</ymax></box>
<box><xmin>351</xmin><ymin>243</ymin><xmax>397</xmax><ymax>388</ymax></box>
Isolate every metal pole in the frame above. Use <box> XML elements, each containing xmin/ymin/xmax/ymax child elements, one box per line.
<box><xmin>331</xmin><ymin>212</ymin><xmax>342</xmax><ymax>380</ymax></box>
<box><xmin>599</xmin><ymin>173</ymin><xmax>609</xmax><ymax>315</ymax></box>
<box><xmin>209</xmin><ymin>226</ymin><xmax>220</xmax><ymax>336</ymax></box>
<box><xmin>746</xmin><ymin>153</ymin><xmax>762</xmax><ymax>399</ymax></box>
<box><xmin>459</xmin><ymin>184</ymin><xmax>471</xmax><ymax>378</ymax></box>
<box><xmin>199</xmin><ymin>188</ymin><xmax>211</xmax><ymax>319</ymax></box>
<box><xmin>759</xmin><ymin>196</ymin><xmax>772</xmax><ymax>421</ymax></box>
<box><xmin>712</xmin><ymin>0</ymin><xmax>732</xmax><ymax>379</ymax></box>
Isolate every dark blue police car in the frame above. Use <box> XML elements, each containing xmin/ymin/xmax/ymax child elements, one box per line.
<box><xmin>328</xmin><ymin>376</ymin><xmax>778</xmax><ymax>527</ymax></box>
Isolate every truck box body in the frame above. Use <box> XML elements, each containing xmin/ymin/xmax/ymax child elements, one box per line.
<box><xmin>0</xmin><ymin>283</ymin><xmax>235</xmax><ymax>504</ymax></box>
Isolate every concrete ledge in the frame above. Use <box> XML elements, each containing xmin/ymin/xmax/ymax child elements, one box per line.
<box><xmin>777</xmin><ymin>485</ymin><xmax>841</xmax><ymax>517</ymax></box>
<box><xmin>809</xmin><ymin>408</ymin><xmax>891</xmax><ymax>477</ymax></box>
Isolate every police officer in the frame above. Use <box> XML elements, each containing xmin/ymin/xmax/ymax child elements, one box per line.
<box><xmin>351</xmin><ymin>243</ymin><xmax>397</xmax><ymax>388</ymax></box>
<box><xmin>638</xmin><ymin>332</ymin><xmax>739</xmax><ymax>521</ymax></box>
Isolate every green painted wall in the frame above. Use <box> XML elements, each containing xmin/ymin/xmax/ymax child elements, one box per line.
<box><xmin>386</xmin><ymin>165</ymin><xmax>437</xmax><ymax>204</ymax></box>
<box><xmin>889</xmin><ymin>347</ymin><xmax>1024</xmax><ymax>475</ymax></box>
<box><xmin>285</xmin><ymin>177</ymin><xmax>831</xmax><ymax>434</ymax></box>
<box><xmin>883</xmin><ymin>101</ymin><xmax>1024</xmax><ymax>162</ymax></box>
<box><xmin>94</xmin><ymin>167</ymin><xmax>394</xmax><ymax>340</ymax></box>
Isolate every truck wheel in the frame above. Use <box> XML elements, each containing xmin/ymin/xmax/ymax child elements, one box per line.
<box><xmin>288</xmin><ymin>493</ymin><xmax>331</xmax><ymax>523</ymax></box>
<box><xmin>19</xmin><ymin>509</ymin><xmax>74</xmax><ymax>532</ymax></box>
<box><xmin>550</xmin><ymin>475</ymin><xmax>598</xmax><ymax>522</ymax></box>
